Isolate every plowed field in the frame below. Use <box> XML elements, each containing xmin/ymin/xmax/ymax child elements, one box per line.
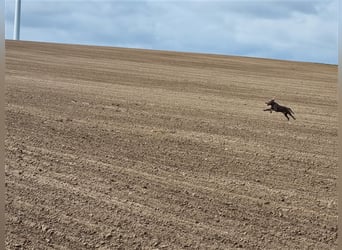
<box><xmin>5</xmin><ymin>40</ymin><xmax>338</xmax><ymax>249</ymax></box>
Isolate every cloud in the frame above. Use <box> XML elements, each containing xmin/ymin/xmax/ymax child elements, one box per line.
<box><xmin>231</xmin><ymin>0</ymin><xmax>338</xmax><ymax>63</ymax></box>
<box><xmin>227</xmin><ymin>2</ymin><xmax>319</xmax><ymax>19</ymax></box>
<box><xmin>5</xmin><ymin>0</ymin><xmax>338</xmax><ymax>64</ymax></box>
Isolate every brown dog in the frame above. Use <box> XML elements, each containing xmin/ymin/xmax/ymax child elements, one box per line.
<box><xmin>264</xmin><ymin>99</ymin><xmax>295</xmax><ymax>121</ymax></box>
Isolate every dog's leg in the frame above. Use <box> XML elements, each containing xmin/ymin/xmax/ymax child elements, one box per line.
<box><xmin>263</xmin><ymin>108</ymin><xmax>272</xmax><ymax>113</ymax></box>
<box><xmin>284</xmin><ymin>113</ymin><xmax>289</xmax><ymax>120</ymax></box>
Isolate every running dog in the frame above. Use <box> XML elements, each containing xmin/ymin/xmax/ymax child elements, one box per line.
<box><xmin>264</xmin><ymin>99</ymin><xmax>295</xmax><ymax>121</ymax></box>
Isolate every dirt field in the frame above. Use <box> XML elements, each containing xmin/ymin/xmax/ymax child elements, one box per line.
<box><xmin>5</xmin><ymin>40</ymin><xmax>337</xmax><ymax>249</ymax></box>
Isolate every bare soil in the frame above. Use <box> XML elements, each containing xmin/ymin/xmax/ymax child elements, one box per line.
<box><xmin>5</xmin><ymin>40</ymin><xmax>338</xmax><ymax>249</ymax></box>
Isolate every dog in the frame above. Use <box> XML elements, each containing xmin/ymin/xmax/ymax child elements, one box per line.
<box><xmin>264</xmin><ymin>99</ymin><xmax>295</xmax><ymax>121</ymax></box>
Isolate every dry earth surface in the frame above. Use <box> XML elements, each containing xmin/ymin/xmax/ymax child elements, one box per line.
<box><xmin>5</xmin><ymin>40</ymin><xmax>338</xmax><ymax>249</ymax></box>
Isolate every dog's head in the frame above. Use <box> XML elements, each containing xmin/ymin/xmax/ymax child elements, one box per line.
<box><xmin>265</xmin><ymin>98</ymin><xmax>276</xmax><ymax>106</ymax></box>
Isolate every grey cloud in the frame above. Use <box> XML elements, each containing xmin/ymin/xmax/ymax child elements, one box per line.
<box><xmin>4</xmin><ymin>0</ymin><xmax>338</xmax><ymax>64</ymax></box>
<box><xmin>227</xmin><ymin>2</ymin><xmax>321</xmax><ymax>20</ymax></box>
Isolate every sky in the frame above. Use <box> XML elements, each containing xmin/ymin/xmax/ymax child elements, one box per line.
<box><xmin>5</xmin><ymin>0</ymin><xmax>339</xmax><ymax>64</ymax></box>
